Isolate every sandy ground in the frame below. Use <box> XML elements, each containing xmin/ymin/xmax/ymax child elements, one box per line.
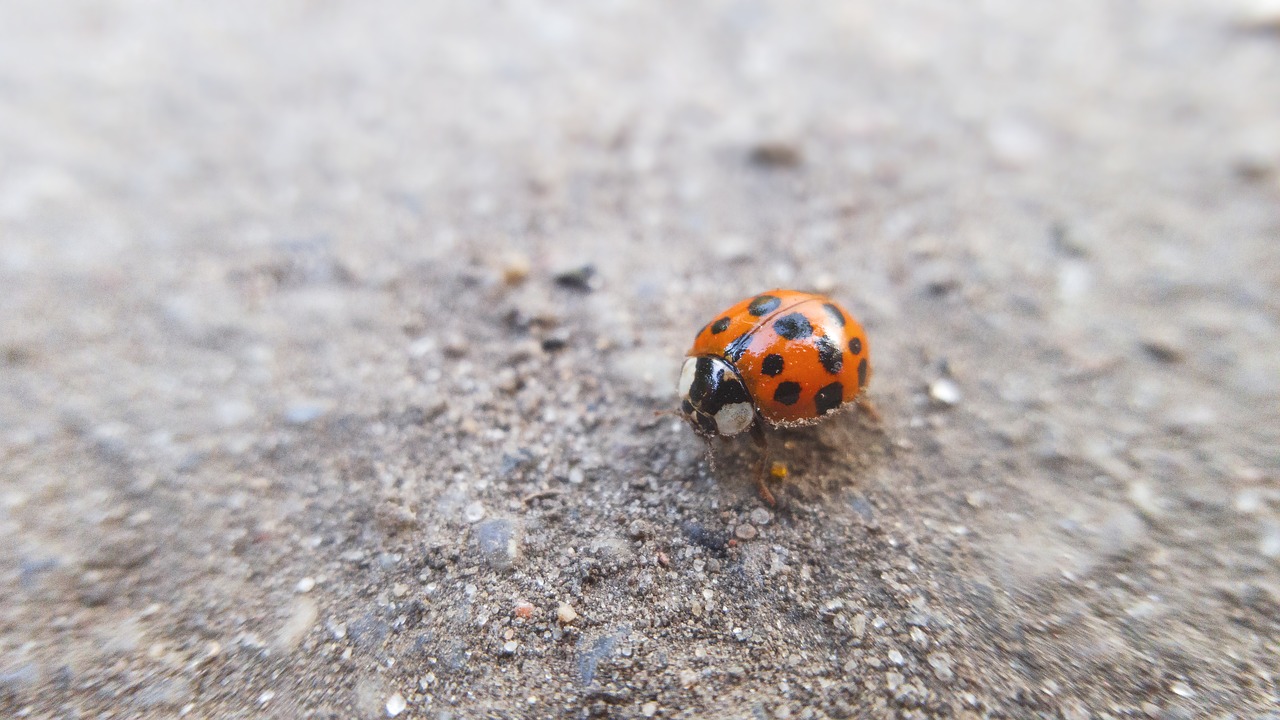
<box><xmin>2</xmin><ymin>1</ymin><xmax>1280</xmax><ymax>717</ymax></box>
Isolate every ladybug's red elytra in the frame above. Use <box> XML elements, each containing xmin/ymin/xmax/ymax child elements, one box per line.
<box><xmin>677</xmin><ymin>289</ymin><xmax>876</xmax><ymax>504</ymax></box>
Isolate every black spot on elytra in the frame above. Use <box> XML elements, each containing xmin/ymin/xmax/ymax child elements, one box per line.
<box><xmin>710</xmin><ymin>317</ymin><xmax>731</xmax><ymax>334</ymax></box>
<box><xmin>848</xmin><ymin>337</ymin><xmax>862</xmax><ymax>355</ymax></box>
<box><xmin>815</xmin><ymin>382</ymin><xmax>843</xmax><ymax>415</ymax></box>
<box><xmin>748</xmin><ymin>295</ymin><xmax>781</xmax><ymax>316</ymax></box>
<box><xmin>761</xmin><ymin>353</ymin><xmax>784</xmax><ymax>376</ymax></box>
<box><xmin>689</xmin><ymin>358</ymin><xmax>713</xmax><ymax>401</ymax></box>
<box><xmin>857</xmin><ymin>357</ymin><xmax>868</xmax><ymax>387</ymax></box>
<box><xmin>823</xmin><ymin>303</ymin><xmax>846</xmax><ymax>328</ymax></box>
<box><xmin>725</xmin><ymin>333</ymin><xmax>752</xmax><ymax>363</ymax></box>
<box><xmin>773</xmin><ymin>381</ymin><xmax>802</xmax><ymax>406</ymax></box>
<box><xmin>815</xmin><ymin>335</ymin><xmax>843</xmax><ymax>375</ymax></box>
<box><xmin>773</xmin><ymin>313</ymin><xmax>813</xmax><ymax>340</ymax></box>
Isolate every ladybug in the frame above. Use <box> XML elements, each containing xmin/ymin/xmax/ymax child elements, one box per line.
<box><xmin>677</xmin><ymin>289</ymin><xmax>875</xmax><ymax>504</ymax></box>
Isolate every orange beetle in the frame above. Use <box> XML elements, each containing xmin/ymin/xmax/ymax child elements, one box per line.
<box><xmin>677</xmin><ymin>290</ymin><xmax>875</xmax><ymax>504</ymax></box>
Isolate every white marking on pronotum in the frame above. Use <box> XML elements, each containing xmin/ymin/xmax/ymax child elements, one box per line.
<box><xmin>677</xmin><ymin>358</ymin><xmax>699</xmax><ymax>398</ymax></box>
<box><xmin>714</xmin><ymin>402</ymin><xmax>754</xmax><ymax>436</ymax></box>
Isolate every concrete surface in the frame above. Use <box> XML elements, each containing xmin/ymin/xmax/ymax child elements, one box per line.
<box><xmin>2</xmin><ymin>0</ymin><xmax>1279</xmax><ymax>717</ymax></box>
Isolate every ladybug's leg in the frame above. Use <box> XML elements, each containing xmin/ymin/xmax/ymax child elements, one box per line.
<box><xmin>749</xmin><ymin>420</ymin><xmax>777</xmax><ymax>506</ymax></box>
<box><xmin>854</xmin><ymin>395</ymin><xmax>882</xmax><ymax>425</ymax></box>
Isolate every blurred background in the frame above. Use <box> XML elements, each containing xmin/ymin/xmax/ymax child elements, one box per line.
<box><xmin>2</xmin><ymin>1</ymin><xmax>1278</xmax><ymax>717</ymax></box>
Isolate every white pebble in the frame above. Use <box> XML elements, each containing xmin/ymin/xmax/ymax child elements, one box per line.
<box><xmin>929</xmin><ymin>378</ymin><xmax>962</xmax><ymax>406</ymax></box>
<box><xmin>928</xmin><ymin>652</ymin><xmax>954</xmax><ymax>681</ymax></box>
<box><xmin>557</xmin><ymin>602</ymin><xmax>578</xmax><ymax>624</ymax></box>
<box><xmin>296</xmin><ymin>577</ymin><xmax>316</xmax><ymax>593</ymax></box>
<box><xmin>885</xmin><ymin>671</ymin><xmax>904</xmax><ymax>691</ymax></box>
<box><xmin>1259</xmin><ymin>521</ymin><xmax>1280</xmax><ymax>558</ymax></box>
<box><xmin>386</xmin><ymin>692</ymin><xmax>406</xmax><ymax>716</ymax></box>
<box><xmin>1235</xmin><ymin>489</ymin><xmax>1263</xmax><ymax>514</ymax></box>
<box><xmin>463</xmin><ymin>501</ymin><xmax>486</xmax><ymax>523</ymax></box>
<box><xmin>1128</xmin><ymin>480</ymin><xmax>1163</xmax><ymax>520</ymax></box>
<box><xmin>409</xmin><ymin>336</ymin><xmax>437</xmax><ymax>358</ymax></box>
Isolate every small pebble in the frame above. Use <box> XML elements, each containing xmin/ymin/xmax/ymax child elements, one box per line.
<box><xmin>1128</xmin><ymin>480</ymin><xmax>1164</xmax><ymax>521</ymax></box>
<box><xmin>514</xmin><ymin>601</ymin><xmax>535</xmax><ymax>619</ymax></box>
<box><xmin>557</xmin><ymin>602</ymin><xmax>578</xmax><ymax>624</ymax></box>
<box><xmin>273</xmin><ymin>597</ymin><xmax>318</xmax><ymax>651</ymax></box>
<box><xmin>735</xmin><ymin>524</ymin><xmax>758</xmax><ymax>540</ymax></box>
<box><xmin>568</xmin><ymin>467</ymin><xmax>585</xmax><ymax>485</ymax></box>
<box><xmin>887</xmin><ymin>649</ymin><xmax>905</xmax><ymax>666</ymax></box>
<box><xmin>442</xmin><ymin>335</ymin><xmax>469</xmax><ymax>357</ymax></box>
<box><xmin>749</xmin><ymin>508</ymin><xmax>773</xmax><ymax>526</ymax></box>
<box><xmin>928</xmin><ymin>652</ymin><xmax>954</xmax><ymax>682</ymax></box>
<box><xmin>1258</xmin><ymin>520</ymin><xmax>1280</xmax><ymax>558</ymax></box>
<box><xmin>1170</xmin><ymin>681</ymin><xmax>1195</xmax><ymax>698</ymax></box>
<box><xmin>540</xmin><ymin>330</ymin><xmax>570</xmax><ymax>351</ymax></box>
<box><xmin>495</xmin><ymin>368</ymin><xmax>520</xmax><ymax>393</ymax></box>
<box><xmin>501</xmin><ymin>254</ymin><xmax>531</xmax><ymax>285</ymax></box>
<box><xmin>473</xmin><ymin>518</ymin><xmax>520</xmax><ymax>569</ymax></box>
<box><xmin>283</xmin><ymin>402</ymin><xmax>326</xmax><ymax>425</ymax></box>
<box><xmin>1235</xmin><ymin>489</ymin><xmax>1263</xmax><ymax>514</ymax></box>
<box><xmin>553</xmin><ymin>264</ymin><xmax>598</xmax><ymax>292</ymax></box>
<box><xmin>502</xmin><ymin>640</ymin><xmax>519</xmax><ymax>654</ymax></box>
<box><xmin>910</xmin><ymin>627</ymin><xmax>928</xmax><ymax>648</ymax></box>
<box><xmin>296</xmin><ymin>577</ymin><xmax>316</xmax><ymax>593</ymax></box>
<box><xmin>641</xmin><ymin>701</ymin><xmax>659</xmax><ymax>717</ymax></box>
<box><xmin>928</xmin><ymin>378</ymin><xmax>962</xmax><ymax>406</ymax></box>
<box><xmin>385</xmin><ymin>692</ymin><xmax>406</xmax><ymax>717</ymax></box>
<box><xmin>408</xmin><ymin>336</ymin><xmax>436</xmax><ymax>358</ymax></box>
<box><xmin>463</xmin><ymin>501</ymin><xmax>486</xmax><ymax>523</ymax></box>
<box><xmin>1140</xmin><ymin>329</ymin><xmax>1186</xmax><ymax>363</ymax></box>
<box><xmin>749</xmin><ymin>141</ymin><xmax>803</xmax><ymax>168</ymax></box>
<box><xmin>851</xmin><ymin>613</ymin><xmax>867</xmax><ymax>639</ymax></box>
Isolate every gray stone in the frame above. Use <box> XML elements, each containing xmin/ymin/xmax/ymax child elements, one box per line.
<box><xmin>577</xmin><ymin>626</ymin><xmax>630</xmax><ymax>685</ymax></box>
<box><xmin>473</xmin><ymin>518</ymin><xmax>520</xmax><ymax>569</ymax></box>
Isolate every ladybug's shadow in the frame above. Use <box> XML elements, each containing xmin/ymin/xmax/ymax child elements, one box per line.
<box><xmin>711</xmin><ymin>410</ymin><xmax>889</xmax><ymax>508</ymax></box>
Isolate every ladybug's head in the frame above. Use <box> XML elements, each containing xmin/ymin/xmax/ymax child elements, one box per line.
<box><xmin>677</xmin><ymin>356</ymin><xmax>756</xmax><ymax>439</ymax></box>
